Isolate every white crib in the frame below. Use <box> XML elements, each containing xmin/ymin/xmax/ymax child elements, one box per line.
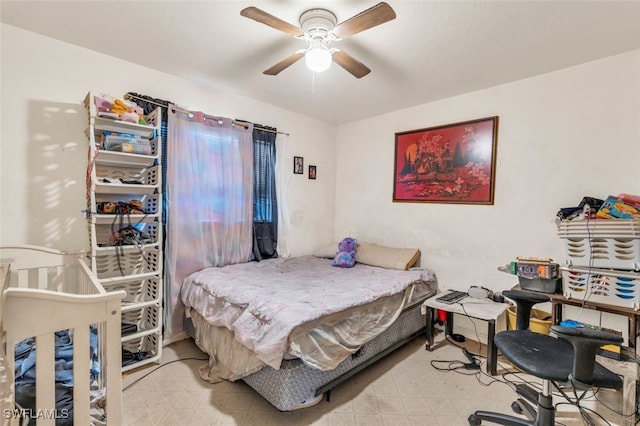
<box><xmin>0</xmin><ymin>245</ymin><xmax>125</xmax><ymax>425</ymax></box>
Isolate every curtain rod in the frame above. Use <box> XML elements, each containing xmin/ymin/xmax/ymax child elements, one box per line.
<box><xmin>124</xmin><ymin>93</ymin><xmax>290</xmax><ymax>136</ymax></box>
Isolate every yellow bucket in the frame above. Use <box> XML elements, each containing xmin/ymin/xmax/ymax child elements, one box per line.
<box><xmin>507</xmin><ymin>306</ymin><xmax>552</xmax><ymax>334</ymax></box>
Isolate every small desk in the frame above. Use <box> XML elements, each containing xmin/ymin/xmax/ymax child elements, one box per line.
<box><xmin>513</xmin><ymin>285</ymin><xmax>640</xmax><ymax>348</ymax></box>
<box><xmin>421</xmin><ymin>292</ymin><xmax>509</xmax><ymax>375</ymax></box>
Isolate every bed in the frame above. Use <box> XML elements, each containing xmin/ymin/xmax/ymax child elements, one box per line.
<box><xmin>0</xmin><ymin>245</ymin><xmax>124</xmax><ymax>426</ymax></box>
<box><xmin>181</xmin><ymin>247</ymin><xmax>436</xmax><ymax>411</ymax></box>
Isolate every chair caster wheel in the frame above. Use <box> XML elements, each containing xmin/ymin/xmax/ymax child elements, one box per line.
<box><xmin>511</xmin><ymin>401</ymin><xmax>523</xmax><ymax>414</ymax></box>
<box><xmin>468</xmin><ymin>414</ymin><xmax>482</xmax><ymax>425</ymax></box>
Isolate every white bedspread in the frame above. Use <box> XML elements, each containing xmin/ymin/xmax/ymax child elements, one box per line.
<box><xmin>181</xmin><ymin>256</ymin><xmax>433</xmax><ymax>369</ymax></box>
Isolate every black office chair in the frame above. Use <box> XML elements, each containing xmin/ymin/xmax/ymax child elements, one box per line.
<box><xmin>468</xmin><ymin>290</ymin><xmax>623</xmax><ymax>425</ymax></box>
<box><xmin>500</xmin><ymin>291</ymin><xmax>553</xmax><ymax>420</ymax></box>
<box><xmin>503</xmin><ymin>290</ymin><xmax>550</xmax><ymax>332</ymax></box>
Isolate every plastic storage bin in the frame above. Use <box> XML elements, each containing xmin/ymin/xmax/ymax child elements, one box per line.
<box><xmin>95</xmin><ymin>164</ymin><xmax>160</xmax><ymax>187</ymax></box>
<box><xmin>507</xmin><ymin>306</ymin><xmax>552</xmax><ymax>334</ymax></box>
<box><xmin>92</xmin><ymin>246</ymin><xmax>162</xmax><ymax>281</ymax></box>
<box><xmin>121</xmin><ymin>303</ymin><xmax>161</xmax><ymax>335</ymax></box>
<box><xmin>518</xmin><ymin>276</ymin><xmax>562</xmax><ymax>294</ymax></box>
<box><xmin>92</xmin><ymin>221</ymin><xmax>161</xmax><ymax>247</ymax></box>
<box><xmin>102</xmin><ymin>276</ymin><xmax>162</xmax><ymax>305</ymax></box>
<box><xmin>121</xmin><ymin>331</ymin><xmax>162</xmax><ymax>372</ymax></box>
<box><xmin>561</xmin><ymin>266</ymin><xmax>640</xmax><ymax>310</ymax></box>
<box><xmin>93</xmin><ymin>193</ymin><xmax>161</xmax><ymax>216</ymax></box>
<box><xmin>101</xmin><ymin>132</ymin><xmax>152</xmax><ymax>154</ymax></box>
<box><xmin>556</xmin><ymin>218</ymin><xmax>640</xmax><ymax>271</ymax></box>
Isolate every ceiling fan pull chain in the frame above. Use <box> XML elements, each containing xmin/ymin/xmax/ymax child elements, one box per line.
<box><xmin>312</xmin><ymin>72</ymin><xmax>316</xmax><ymax>95</ymax></box>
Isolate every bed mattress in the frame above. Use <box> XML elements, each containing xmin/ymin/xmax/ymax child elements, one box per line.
<box><xmin>181</xmin><ymin>255</ymin><xmax>434</xmax><ymax>370</ymax></box>
<box><xmin>244</xmin><ymin>299</ymin><xmax>428</xmax><ymax>411</ymax></box>
<box><xmin>184</xmin><ymin>297</ymin><xmax>432</xmax><ymax>411</ymax></box>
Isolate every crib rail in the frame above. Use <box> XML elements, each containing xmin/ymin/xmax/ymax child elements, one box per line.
<box><xmin>0</xmin><ymin>245</ymin><xmax>125</xmax><ymax>426</ymax></box>
<box><xmin>1</xmin><ymin>245</ymin><xmax>87</xmax><ymax>294</ymax></box>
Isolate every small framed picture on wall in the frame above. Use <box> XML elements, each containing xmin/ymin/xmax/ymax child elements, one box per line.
<box><xmin>309</xmin><ymin>165</ymin><xmax>317</xmax><ymax>180</ymax></box>
<box><xmin>293</xmin><ymin>156</ymin><xmax>304</xmax><ymax>174</ymax></box>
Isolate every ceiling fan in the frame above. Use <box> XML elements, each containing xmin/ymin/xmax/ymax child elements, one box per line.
<box><xmin>240</xmin><ymin>2</ymin><xmax>396</xmax><ymax>78</ymax></box>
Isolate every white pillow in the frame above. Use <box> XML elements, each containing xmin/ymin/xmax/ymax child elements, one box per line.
<box><xmin>356</xmin><ymin>242</ymin><xmax>421</xmax><ymax>270</ymax></box>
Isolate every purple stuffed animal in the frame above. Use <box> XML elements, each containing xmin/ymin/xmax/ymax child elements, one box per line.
<box><xmin>332</xmin><ymin>237</ymin><xmax>357</xmax><ymax>268</ymax></box>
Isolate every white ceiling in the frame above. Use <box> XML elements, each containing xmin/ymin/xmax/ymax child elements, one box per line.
<box><xmin>2</xmin><ymin>1</ymin><xmax>640</xmax><ymax>125</ymax></box>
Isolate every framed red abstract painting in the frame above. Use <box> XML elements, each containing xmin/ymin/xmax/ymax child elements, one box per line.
<box><xmin>393</xmin><ymin>116</ymin><xmax>499</xmax><ymax>204</ymax></box>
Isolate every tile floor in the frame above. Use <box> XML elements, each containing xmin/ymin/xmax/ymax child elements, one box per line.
<box><xmin>121</xmin><ymin>336</ymin><xmax>631</xmax><ymax>425</ymax></box>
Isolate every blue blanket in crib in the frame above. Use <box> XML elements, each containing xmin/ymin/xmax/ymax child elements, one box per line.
<box><xmin>14</xmin><ymin>328</ymin><xmax>99</xmax><ymax>387</ymax></box>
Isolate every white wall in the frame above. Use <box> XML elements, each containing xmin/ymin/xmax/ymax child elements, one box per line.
<box><xmin>0</xmin><ymin>24</ymin><xmax>336</xmax><ymax>255</ymax></box>
<box><xmin>2</xmin><ymin>23</ymin><xmax>640</xmax><ymax>299</ymax></box>
<box><xmin>335</xmin><ymin>49</ymin><xmax>640</xmax><ymax>294</ymax></box>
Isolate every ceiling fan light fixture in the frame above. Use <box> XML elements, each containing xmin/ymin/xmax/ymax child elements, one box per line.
<box><xmin>305</xmin><ymin>46</ymin><xmax>332</xmax><ymax>73</ymax></box>
<box><xmin>242</xmin><ymin>3</ymin><xmax>396</xmax><ymax>77</ymax></box>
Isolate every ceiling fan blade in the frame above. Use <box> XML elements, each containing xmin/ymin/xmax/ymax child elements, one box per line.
<box><xmin>263</xmin><ymin>52</ymin><xmax>305</xmax><ymax>75</ymax></box>
<box><xmin>332</xmin><ymin>50</ymin><xmax>371</xmax><ymax>79</ymax></box>
<box><xmin>240</xmin><ymin>7</ymin><xmax>304</xmax><ymax>37</ymax></box>
<box><xmin>332</xmin><ymin>2</ymin><xmax>396</xmax><ymax>38</ymax></box>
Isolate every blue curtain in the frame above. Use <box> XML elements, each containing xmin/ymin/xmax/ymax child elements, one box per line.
<box><xmin>252</xmin><ymin>125</ymin><xmax>278</xmax><ymax>260</ymax></box>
